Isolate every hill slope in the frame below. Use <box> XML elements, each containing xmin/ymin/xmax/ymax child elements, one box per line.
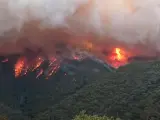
<box><xmin>36</xmin><ymin>61</ymin><xmax>160</xmax><ymax>120</ymax></box>
<box><xmin>0</xmin><ymin>57</ymin><xmax>113</xmax><ymax>118</ymax></box>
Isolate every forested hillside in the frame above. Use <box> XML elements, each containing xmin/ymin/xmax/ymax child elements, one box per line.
<box><xmin>35</xmin><ymin>61</ymin><xmax>160</xmax><ymax>120</ymax></box>
<box><xmin>0</xmin><ymin>57</ymin><xmax>160</xmax><ymax>120</ymax></box>
<box><xmin>0</xmin><ymin>57</ymin><xmax>113</xmax><ymax>119</ymax></box>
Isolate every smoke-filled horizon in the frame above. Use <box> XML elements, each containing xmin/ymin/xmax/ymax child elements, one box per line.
<box><xmin>0</xmin><ymin>0</ymin><xmax>160</xmax><ymax>57</ymax></box>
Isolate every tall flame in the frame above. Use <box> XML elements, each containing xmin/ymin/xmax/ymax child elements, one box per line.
<box><xmin>115</xmin><ymin>48</ymin><xmax>127</xmax><ymax>61</ymax></box>
<box><xmin>14</xmin><ymin>57</ymin><xmax>25</xmax><ymax>77</ymax></box>
<box><xmin>107</xmin><ymin>47</ymin><xmax>130</xmax><ymax>68</ymax></box>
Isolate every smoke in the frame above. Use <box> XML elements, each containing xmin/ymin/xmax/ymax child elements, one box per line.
<box><xmin>0</xmin><ymin>0</ymin><xmax>160</xmax><ymax>56</ymax></box>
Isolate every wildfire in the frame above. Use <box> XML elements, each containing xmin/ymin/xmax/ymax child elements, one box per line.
<box><xmin>107</xmin><ymin>47</ymin><xmax>130</xmax><ymax>68</ymax></box>
<box><xmin>14</xmin><ymin>56</ymin><xmax>60</xmax><ymax>78</ymax></box>
<box><xmin>115</xmin><ymin>48</ymin><xmax>127</xmax><ymax>61</ymax></box>
<box><xmin>32</xmin><ymin>57</ymin><xmax>44</xmax><ymax>71</ymax></box>
<box><xmin>13</xmin><ymin>46</ymin><xmax>131</xmax><ymax>78</ymax></box>
<box><xmin>14</xmin><ymin>57</ymin><xmax>26</xmax><ymax>77</ymax></box>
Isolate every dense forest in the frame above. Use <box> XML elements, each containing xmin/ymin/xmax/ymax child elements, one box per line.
<box><xmin>0</xmin><ymin>57</ymin><xmax>160</xmax><ymax>120</ymax></box>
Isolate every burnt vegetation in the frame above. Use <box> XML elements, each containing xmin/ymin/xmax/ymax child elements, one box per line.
<box><xmin>0</xmin><ymin>55</ymin><xmax>160</xmax><ymax>120</ymax></box>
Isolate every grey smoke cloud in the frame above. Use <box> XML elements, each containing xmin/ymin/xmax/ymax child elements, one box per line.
<box><xmin>0</xmin><ymin>0</ymin><xmax>160</xmax><ymax>55</ymax></box>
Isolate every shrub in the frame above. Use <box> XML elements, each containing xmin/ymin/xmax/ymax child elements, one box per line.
<box><xmin>73</xmin><ymin>111</ymin><xmax>121</xmax><ymax>120</ymax></box>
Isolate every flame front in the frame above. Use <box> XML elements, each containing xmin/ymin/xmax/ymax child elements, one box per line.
<box><xmin>14</xmin><ymin>56</ymin><xmax>60</xmax><ymax>79</ymax></box>
<box><xmin>13</xmin><ymin>46</ymin><xmax>132</xmax><ymax>78</ymax></box>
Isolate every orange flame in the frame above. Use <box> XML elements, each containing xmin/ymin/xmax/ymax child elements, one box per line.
<box><xmin>14</xmin><ymin>57</ymin><xmax>25</xmax><ymax>77</ymax></box>
<box><xmin>14</xmin><ymin>56</ymin><xmax>60</xmax><ymax>79</ymax></box>
<box><xmin>107</xmin><ymin>47</ymin><xmax>130</xmax><ymax>68</ymax></box>
<box><xmin>115</xmin><ymin>48</ymin><xmax>127</xmax><ymax>61</ymax></box>
<box><xmin>13</xmin><ymin>46</ymin><xmax>131</xmax><ymax>78</ymax></box>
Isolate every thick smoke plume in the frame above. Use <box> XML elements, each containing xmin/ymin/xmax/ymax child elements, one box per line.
<box><xmin>0</xmin><ymin>0</ymin><xmax>160</xmax><ymax>57</ymax></box>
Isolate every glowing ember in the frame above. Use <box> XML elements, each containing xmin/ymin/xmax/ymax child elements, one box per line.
<box><xmin>36</xmin><ymin>69</ymin><xmax>44</xmax><ymax>78</ymax></box>
<box><xmin>48</xmin><ymin>65</ymin><xmax>60</xmax><ymax>77</ymax></box>
<box><xmin>73</xmin><ymin>56</ymin><xmax>79</xmax><ymax>60</ymax></box>
<box><xmin>32</xmin><ymin>57</ymin><xmax>44</xmax><ymax>71</ymax></box>
<box><xmin>1</xmin><ymin>58</ymin><xmax>8</xmax><ymax>63</ymax></box>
